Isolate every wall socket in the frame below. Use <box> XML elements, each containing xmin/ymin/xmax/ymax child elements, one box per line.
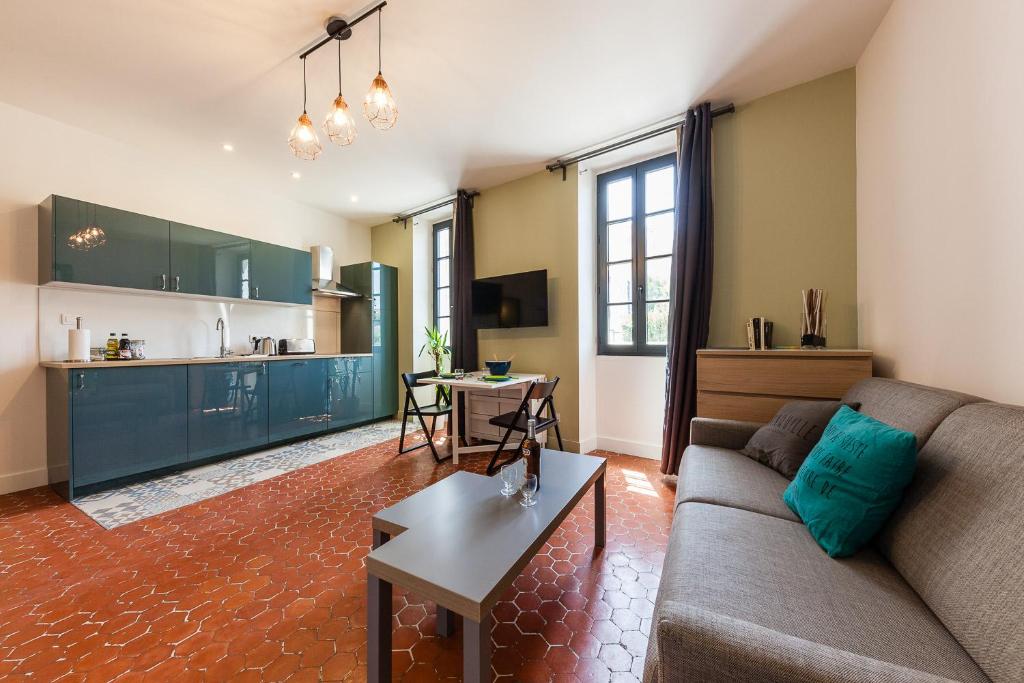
<box><xmin>60</xmin><ymin>313</ymin><xmax>79</xmax><ymax>326</ymax></box>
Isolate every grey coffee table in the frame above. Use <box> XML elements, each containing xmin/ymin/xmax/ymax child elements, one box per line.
<box><xmin>366</xmin><ymin>449</ymin><xmax>607</xmax><ymax>682</ymax></box>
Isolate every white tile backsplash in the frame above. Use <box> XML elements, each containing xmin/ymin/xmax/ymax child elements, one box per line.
<box><xmin>38</xmin><ymin>286</ymin><xmax>315</xmax><ymax>361</ymax></box>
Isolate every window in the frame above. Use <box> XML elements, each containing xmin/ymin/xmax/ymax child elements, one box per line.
<box><xmin>597</xmin><ymin>153</ymin><xmax>676</xmax><ymax>355</ymax></box>
<box><xmin>433</xmin><ymin>219</ymin><xmax>453</xmax><ymax>340</ymax></box>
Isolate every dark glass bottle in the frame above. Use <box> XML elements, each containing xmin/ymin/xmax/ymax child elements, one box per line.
<box><xmin>522</xmin><ymin>418</ymin><xmax>541</xmax><ymax>489</ymax></box>
<box><xmin>118</xmin><ymin>333</ymin><xmax>131</xmax><ymax>360</ymax></box>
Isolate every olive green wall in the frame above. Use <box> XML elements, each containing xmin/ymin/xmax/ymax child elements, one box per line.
<box><xmin>710</xmin><ymin>68</ymin><xmax>858</xmax><ymax>348</ymax></box>
<box><xmin>370</xmin><ymin>68</ymin><xmax>857</xmax><ymax>444</ymax></box>
<box><xmin>474</xmin><ymin>170</ymin><xmax>580</xmax><ymax>450</ymax></box>
<box><xmin>371</xmin><ymin>220</ymin><xmax>413</xmax><ymax>414</ymax></box>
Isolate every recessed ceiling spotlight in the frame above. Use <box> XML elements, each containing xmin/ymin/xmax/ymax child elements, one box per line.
<box><xmin>291</xmin><ymin>171</ymin><xmax>302</xmax><ymax>179</ymax></box>
<box><xmin>350</xmin><ymin>194</ymin><xmax>359</xmax><ymax>203</ymax></box>
<box><xmin>222</xmin><ymin>143</ymin><xmax>234</xmax><ymax>152</ymax></box>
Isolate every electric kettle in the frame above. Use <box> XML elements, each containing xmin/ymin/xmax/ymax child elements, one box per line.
<box><xmin>251</xmin><ymin>336</ymin><xmax>277</xmax><ymax>355</ymax></box>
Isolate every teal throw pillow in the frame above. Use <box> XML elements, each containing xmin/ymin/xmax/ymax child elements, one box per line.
<box><xmin>783</xmin><ymin>406</ymin><xmax>917</xmax><ymax>558</ymax></box>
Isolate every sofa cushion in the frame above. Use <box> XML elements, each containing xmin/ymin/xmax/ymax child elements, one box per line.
<box><xmin>784</xmin><ymin>406</ymin><xmax>918</xmax><ymax>557</ymax></box>
<box><xmin>740</xmin><ymin>400</ymin><xmax>857</xmax><ymax>479</ymax></box>
<box><xmin>676</xmin><ymin>445</ymin><xmax>798</xmax><ymax>522</ymax></box>
<box><xmin>645</xmin><ymin>503</ymin><xmax>988</xmax><ymax>683</ymax></box>
<box><xmin>842</xmin><ymin>378</ymin><xmax>981</xmax><ymax>449</ymax></box>
<box><xmin>877</xmin><ymin>403</ymin><xmax>1024</xmax><ymax>683</ymax></box>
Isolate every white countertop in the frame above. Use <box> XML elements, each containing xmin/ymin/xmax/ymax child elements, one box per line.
<box><xmin>40</xmin><ymin>353</ymin><xmax>372</xmax><ymax>369</ymax></box>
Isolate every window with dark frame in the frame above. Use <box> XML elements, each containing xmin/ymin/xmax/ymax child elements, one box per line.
<box><xmin>432</xmin><ymin>219</ymin><xmax>453</xmax><ymax>342</ymax></box>
<box><xmin>597</xmin><ymin>153</ymin><xmax>676</xmax><ymax>355</ymax></box>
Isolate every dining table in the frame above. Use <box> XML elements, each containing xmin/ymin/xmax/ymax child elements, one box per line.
<box><xmin>419</xmin><ymin>371</ymin><xmax>546</xmax><ymax>465</ymax></box>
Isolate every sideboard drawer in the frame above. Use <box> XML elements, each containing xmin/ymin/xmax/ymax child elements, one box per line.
<box><xmin>696</xmin><ymin>349</ymin><xmax>872</xmax><ymax>423</ymax></box>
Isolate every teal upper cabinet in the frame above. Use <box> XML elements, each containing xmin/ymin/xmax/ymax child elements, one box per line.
<box><xmin>170</xmin><ymin>222</ymin><xmax>251</xmax><ymax>298</ymax></box>
<box><xmin>250</xmin><ymin>240</ymin><xmax>312</xmax><ymax>305</ymax></box>
<box><xmin>46</xmin><ymin>196</ymin><xmax>170</xmax><ymax>290</ymax></box>
<box><xmin>39</xmin><ymin>195</ymin><xmax>312</xmax><ymax>306</ymax></box>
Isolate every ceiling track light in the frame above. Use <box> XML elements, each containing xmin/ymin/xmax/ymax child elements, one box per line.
<box><xmin>289</xmin><ymin>1</ymin><xmax>394</xmax><ymax>160</ymax></box>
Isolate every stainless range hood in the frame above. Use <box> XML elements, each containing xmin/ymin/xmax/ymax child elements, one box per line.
<box><xmin>311</xmin><ymin>245</ymin><xmax>362</xmax><ymax>298</ymax></box>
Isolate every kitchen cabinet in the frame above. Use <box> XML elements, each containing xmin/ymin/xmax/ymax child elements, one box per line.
<box><xmin>372</xmin><ymin>263</ymin><xmax>398</xmax><ymax>419</ymax></box>
<box><xmin>170</xmin><ymin>222</ymin><xmax>251</xmax><ymax>298</ymax></box>
<box><xmin>339</xmin><ymin>262</ymin><xmax>398</xmax><ymax>420</ymax></box>
<box><xmin>188</xmin><ymin>362</ymin><xmax>268</xmax><ymax>461</ymax></box>
<box><xmin>268</xmin><ymin>358</ymin><xmax>329</xmax><ymax>442</ymax></box>
<box><xmin>69</xmin><ymin>366</ymin><xmax>188</xmax><ymax>488</ymax></box>
<box><xmin>328</xmin><ymin>357</ymin><xmax>373</xmax><ymax>429</ymax></box>
<box><xmin>250</xmin><ymin>240</ymin><xmax>313</xmax><ymax>305</ymax></box>
<box><xmin>39</xmin><ymin>195</ymin><xmax>313</xmax><ymax>306</ymax></box>
<box><xmin>44</xmin><ymin>196</ymin><xmax>171</xmax><ymax>290</ymax></box>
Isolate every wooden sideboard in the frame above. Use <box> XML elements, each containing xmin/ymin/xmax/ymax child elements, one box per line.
<box><xmin>696</xmin><ymin>349</ymin><xmax>873</xmax><ymax>423</ymax></box>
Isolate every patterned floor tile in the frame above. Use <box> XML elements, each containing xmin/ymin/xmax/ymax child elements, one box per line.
<box><xmin>72</xmin><ymin>419</ymin><xmax>409</xmax><ymax>529</ymax></box>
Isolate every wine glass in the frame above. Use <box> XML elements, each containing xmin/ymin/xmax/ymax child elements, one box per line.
<box><xmin>499</xmin><ymin>463</ymin><xmax>520</xmax><ymax>496</ymax></box>
<box><xmin>520</xmin><ymin>473</ymin><xmax>538</xmax><ymax>507</ymax></box>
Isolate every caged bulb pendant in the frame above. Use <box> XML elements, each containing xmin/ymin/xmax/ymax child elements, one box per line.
<box><xmin>324</xmin><ymin>41</ymin><xmax>357</xmax><ymax>146</ymax></box>
<box><xmin>288</xmin><ymin>58</ymin><xmax>323</xmax><ymax>160</ymax></box>
<box><xmin>363</xmin><ymin>9</ymin><xmax>397</xmax><ymax>130</ymax></box>
<box><xmin>324</xmin><ymin>95</ymin><xmax>357</xmax><ymax>145</ymax></box>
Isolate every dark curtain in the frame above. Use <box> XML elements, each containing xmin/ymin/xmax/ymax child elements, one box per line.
<box><xmin>451</xmin><ymin>189</ymin><xmax>477</xmax><ymax>436</ymax></box>
<box><xmin>660</xmin><ymin>103</ymin><xmax>715</xmax><ymax>475</ymax></box>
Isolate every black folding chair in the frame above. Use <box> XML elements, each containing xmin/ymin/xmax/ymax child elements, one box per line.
<box><xmin>398</xmin><ymin>370</ymin><xmax>452</xmax><ymax>464</ymax></box>
<box><xmin>485</xmin><ymin>376</ymin><xmax>564</xmax><ymax>475</ymax></box>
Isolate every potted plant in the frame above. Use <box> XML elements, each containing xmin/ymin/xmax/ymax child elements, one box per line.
<box><xmin>419</xmin><ymin>326</ymin><xmax>451</xmax><ymax>404</ymax></box>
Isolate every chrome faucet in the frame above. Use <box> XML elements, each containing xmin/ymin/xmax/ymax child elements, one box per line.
<box><xmin>215</xmin><ymin>317</ymin><xmax>230</xmax><ymax>358</ymax></box>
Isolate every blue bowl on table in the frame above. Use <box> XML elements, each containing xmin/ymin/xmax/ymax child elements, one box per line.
<box><xmin>485</xmin><ymin>360</ymin><xmax>512</xmax><ymax>376</ymax></box>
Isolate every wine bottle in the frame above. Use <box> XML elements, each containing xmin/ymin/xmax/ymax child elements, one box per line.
<box><xmin>522</xmin><ymin>418</ymin><xmax>541</xmax><ymax>490</ymax></box>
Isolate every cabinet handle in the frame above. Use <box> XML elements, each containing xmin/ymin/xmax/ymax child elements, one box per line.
<box><xmin>292</xmin><ymin>361</ymin><xmax>307</xmax><ymax>366</ymax></box>
<box><xmin>160</xmin><ymin>273</ymin><xmax>167</xmax><ymax>290</ymax></box>
<box><xmin>77</xmin><ymin>372</ymin><xmax>85</xmax><ymax>390</ymax></box>
<box><xmin>254</xmin><ymin>286</ymin><xmax>260</xmax><ymax>299</ymax></box>
<box><xmin>174</xmin><ymin>275</ymin><xmax>180</xmax><ymax>292</ymax></box>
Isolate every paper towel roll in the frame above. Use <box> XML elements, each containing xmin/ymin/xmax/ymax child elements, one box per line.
<box><xmin>68</xmin><ymin>328</ymin><xmax>90</xmax><ymax>362</ymax></box>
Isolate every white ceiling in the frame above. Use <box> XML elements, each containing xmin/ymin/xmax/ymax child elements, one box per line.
<box><xmin>0</xmin><ymin>0</ymin><xmax>891</xmax><ymax>224</ymax></box>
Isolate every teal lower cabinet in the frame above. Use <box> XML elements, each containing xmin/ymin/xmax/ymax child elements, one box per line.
<box><xmin>328</xmin><ymin>357</ymin><xmax>373</xmax><ymax>429</ymax></box>
<box><xmin>68</xmin><ymin>366</ymin><xmax>188</xmax><ymax>492</ymax></box>
<box><xmin>188</xmin><ymin>362</ymin><xmax>268</xmax><ymax>461</ymax></box>
<box><xmin>268</xmin><ymin>358</ymin><xmax>329</xmax><ymax>442</ymax></box>
<box><xmin>46</xmin><ymin>356</ymin><xmax>384</xmax><ymax>501</ymax></box>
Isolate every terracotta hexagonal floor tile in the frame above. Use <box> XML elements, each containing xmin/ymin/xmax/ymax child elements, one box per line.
<box><xmin>0</xmin><ymin>442</ymin><xmax>673</xmax><ymax>682</ymax></box>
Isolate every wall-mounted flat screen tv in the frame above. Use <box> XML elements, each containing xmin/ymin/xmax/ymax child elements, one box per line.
<box><xmin>471</xmin><ymin>269</ymin><xmax>548</xmax><ymax>329</ymax></box>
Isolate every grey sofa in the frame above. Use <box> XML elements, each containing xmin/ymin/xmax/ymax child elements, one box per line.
<box><xmin>645</xmin><ymin>377</ymin><xmax>1024</xmax><ymax>682</ymax></box>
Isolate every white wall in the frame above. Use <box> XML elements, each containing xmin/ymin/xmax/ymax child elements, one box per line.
<box><xmin>579</xmin><ymin>138</ymin><xmax>676</xmax><ymax>459</ymax></box>
<box><xmin>857</xmin><ymin>0</ymin><xmax>1024</xmax><ymax>402</ymax></box>
<box><xmin>0</xmin><ymin>100</ymin><xmax>370</xmax><ymax>494</ymax></box>
<box><xmin>38</xmin><ymin>289</ymin><xmax>315</xmax><ymax>361</ymax></box>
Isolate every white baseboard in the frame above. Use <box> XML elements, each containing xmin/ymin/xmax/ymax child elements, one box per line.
<box><xmin>595</xmin><ymin>436</ymin><xmax>661</xmax><ymax>460</ymax></box>
<box><xmin>0</xmin><ymin>467</ymin><xmax>48</xmax><ymax>496</ymax></box>
<box><xmin>578</xmin><ymin>436</ymin><xmax>599</xmax><ymax>454</ymax></box>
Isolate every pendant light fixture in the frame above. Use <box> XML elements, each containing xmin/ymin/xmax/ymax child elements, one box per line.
<box><xmin>288</xmin><ymin>57</ymin><xmax>323</xmax><ymax>160</ymax></box>
<box><xmin>363</xmin><ymin>8</ymin><xmax>398</xmax><ymax>130</ymax></box>
<box><xmin>323</xmin><ymin>39</ymin><xmax>357</xmax><ymax>146</ymax></box>
<box><xmin>67</xmin><ymin>203</ymin><xmax>106</xmax><ymax>251</ymax></box>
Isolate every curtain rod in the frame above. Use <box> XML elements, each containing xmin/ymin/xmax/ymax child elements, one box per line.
<box><xmin>392</xmin><ymin>191</ymin><xmax>479</xmax><ymax>225</ymax></box>
<box><xmin>545</xmin><ymin>103</ymin><xmax>735</xmax><ymax>179</ymax></box>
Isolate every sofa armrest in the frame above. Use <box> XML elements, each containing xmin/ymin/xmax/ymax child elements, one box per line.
<box><xmin>654</xmin><ymin>602</ymin><xmax>960</xmax><ymax>683</ymax></box>
<box><xmin>689</xmin><ymin>418</ymin><xmax>763</xmax><ymax>450</ymax></box>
